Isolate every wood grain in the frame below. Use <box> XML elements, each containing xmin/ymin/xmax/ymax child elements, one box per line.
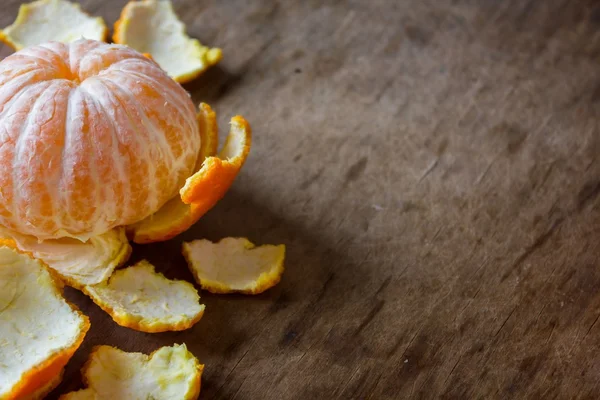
<box><xmin>3</xmin><ymin>0</ymin><xmax>600</xmax><ymax>398</ymax></box>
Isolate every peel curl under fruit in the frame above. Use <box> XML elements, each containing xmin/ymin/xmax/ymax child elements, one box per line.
<box><xmin>0</xmin><ymin>227</ymin><xmax>131</xmax><ymax>289</ymax></box>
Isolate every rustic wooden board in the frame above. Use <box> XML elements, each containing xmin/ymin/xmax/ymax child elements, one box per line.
<box><xmin>4</xmin><ymin>0</ymin><xmax>600</xmax><ymax>398</ymax></box>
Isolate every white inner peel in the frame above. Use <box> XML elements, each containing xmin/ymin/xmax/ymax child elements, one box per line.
<box><xmin>116</xmin><ymin>0</ymin><xmax>219</xmax><ymax>80</ymax></box>
<box><xmin>84</xmin><ymin>260</ymin><xmax>204</xmax><ymax>331</ymax></box>
<box><xmin>183</xmin><ymin>237</ymin><xmax>285</xmax><ymax>291</ymax></box>
<box><xmin>0</xmin><ymin>246</ymin><xmax>86</xmax><ymax>399</ymax></box>
<box><xmin>60</xmin><ymin>345</ymin><xmax>201</xmax><ymax>400</ymax></box>
<box><xmin>2</xmin><ymin>227</ymin><xmax>130</xmax><ymax>287</ymax></box>
<box><xmin>2</xmin><ymin>0</ymin><xmax>106</xmax><ymax>50</ymax></box>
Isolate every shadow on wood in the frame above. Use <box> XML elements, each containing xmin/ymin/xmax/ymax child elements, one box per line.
<box><xmin>47</xmin><ymin>187</ymin><xmax>359</xmax><ymax>399</ymax></box>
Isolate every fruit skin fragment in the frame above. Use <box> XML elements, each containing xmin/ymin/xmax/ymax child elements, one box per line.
<box><xmin>0</xmin><ymin>241</ymin><xmax>90</xmax><ymax>400</ymax></box>
<box><xmin>83</xmin><ymin>260</ymin><xmax>205</xmax><ymax>333</ymax></box>
<box><xmin>129</xmin><ymin>103</ymin><xmax>252</xmax><ymax>244</ymax></box>
<box><xmin>22</xmin><ymin>369</ymin><xmax>65</xmax><ymax>400</ymax></box>
<box><xmin>113</xmin><ymin>0</ymin><xmax>222</xmax><ymax>83</ymax></box>
<box><xmin>179</xmin><ymin>115</ymin><xmax>252</xmax><ymax>205</ymax></box>
<box><xmin>182</xmin><ymin>237</ymin><xmax>286</xmax><ymax>294</ymax></box>
<box><xmin>59</xmin><ymin>344</ymin><xmax>203</xmax><ymax>400</ymax></box>
<box><xmin>0</xmin><ymin>228</ymin><xmax>131</xmax><ymax>289</ymax></box>
<box><xmin>0</xmin><ymin>0</ymin><xmax>108</xmax><ymax>51</ymax></box>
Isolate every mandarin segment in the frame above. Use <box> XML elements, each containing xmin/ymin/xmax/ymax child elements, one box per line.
<box><xmin>182</xmin><ymin>238</ymin><xmax>285</xmax><ymax>294</ymax></box>
<box><xmin>0</xmin><ymin>39</ymin><xmax>201</xmax><ymax>241</ymax></box>
<box><xmin>128</xmin><ymin>104</ymin><xmax>251</xmax><ymax>244</ymax></box>
<box><xmin>0</xmin><ymin>244</ymin><xmax>89</xmax><ymax>400</ymax></box>
<box><xmin>113</xmin><ymin>0</ymin><xmax>222</xmax><ymax>83</ymax></box>
<box><xmin>83</xmin><ymin>260</ymin><xmax>205</xmax><ymax>333</ymax></box>
<box><xmin>0</xmin><ymin>227</ymin><xmax>131</xmax><ymax>289</ymax></box>
<box><xmin>0</xmin><ymin>0</ymin><xmax>108</xmax><ymax>51</ymax></box>
<box><xmin>59</xmin><ymin>345</ymin><xmax>203</xmax><ymax>400</ymax></box>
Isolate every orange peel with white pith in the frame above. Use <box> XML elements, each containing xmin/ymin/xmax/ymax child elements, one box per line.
<box><xmin>128</xmin><ymin>103</ymin><xmax>251</xmax><ymax>244</ymax></box>
<box><xmin>1</xmin><ymin>228</ymin><xmax>131</xmax><ymax>289</ymax></box>
<box><xmin>113</xmin><ymin>0</ymin><xmax>222</xmax><ymax>83</ymax></box>
<box><xmin>0</xmin><ymin>242</ymin><xmax>90</xmax><ymax>400</ymax></box>
<box><xmin>83</xmin><ymin>260</ymin><xmax>205</xmax><ymax>333</ymax></box>
<box><xmin>182</xmin><ymin>237</ymin><xmax>285</xmax><ymax>294</ymax></box>
<box><xmin>59</xmin><ymin>344</ymin><xmax>203</xmax><ymax>400</ymax></box>
<box><xmin>0</xmin><ymin>0</ymin><xmax>108</xmax><ymax>51</ymax></box>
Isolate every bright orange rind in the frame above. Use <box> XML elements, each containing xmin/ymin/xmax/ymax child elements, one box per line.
<box><xmin>0</xmin><ymin>0</ymin><xmax>108</xmax><ymax>51</ymax></box>
<box><xmin>1</xmin><ymin>228</ymin><xmax>131</xmax><ymax>289</ymax></box>
<box><xmin>0</xmin><ymin>243</ymin><xmax>90</xmax><ymax>400</ymax></box>
<box><xmin>59</xmin><ymin>344</ymin><xmax>203</xmax><ymax>400</ymax></box>
<box><xmin>129</xmin><ymin>103</ymin><xmax>251</xmax><ymax>244</ymax></box>
<box><xmin>24</xmin><ymin>369</ymin><xmax>65</xmax><ymax>400</ymax></box>
<box><xmin>113</xmin><ymin>0</ymin><xmax>222</xmax><ymax>83</ymax></box>
<box><xmin>83</xmin><ymin>260</ymin><xmax>205</xmax><ymax>333</ymax></box>
<box><xmin>182</xmin><ymin>237</ymin><xmax>285</xmax><ymax>294</ymax></box>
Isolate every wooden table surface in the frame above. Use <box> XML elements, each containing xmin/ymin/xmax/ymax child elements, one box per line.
<box><xmin>4</xmin><ymin>0</ymin><xmax>600</xmax><ymax>398</ymax></box>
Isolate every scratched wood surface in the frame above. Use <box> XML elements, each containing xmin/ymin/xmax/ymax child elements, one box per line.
<box><xmin>4</xmin><ymin>0</ymin><xmax>600</xmax><ymax>398</ymax></box>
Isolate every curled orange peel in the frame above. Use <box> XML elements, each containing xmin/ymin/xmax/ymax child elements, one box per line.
<box><xmin>129</xmin><ymin>103</ymin><xmax>251</xmax><ymax>244</ymax></box>
<box><xmin>180</xmin><ymin>115</ymin><xmax>251</xmax><ymax>204</ymax></box>
<box><xmin>59</xmin><ymin>344</ymin><xmax>203</xmax><ymax>400</ymax></box>
<box><xmin>0</xmin><ymin>228</ymin><xmax>131</xmax><ymax>289</ymax></box>
<box><xmin>83</xmin><ymin>260</ymin><xmax>205</xmax><ymax>333</ymax></box>
<box><xmin>0</xmin><ymin>0</ymin><xmax>108</xmax><ymax>51</ymax></box>
<box><xmin>113</xmin><ymin>0</ymin><xmax>222</xmax><ymax>83</ymax></box>
<box><xmin>0</xmin><ymin>242</ymin><xmax>90</xmax><ymax>400</ymax></box>
<box><xmin>182</xmin><ymin>238</ymin><xmax>285</xmax><ymax>295</ymax></box>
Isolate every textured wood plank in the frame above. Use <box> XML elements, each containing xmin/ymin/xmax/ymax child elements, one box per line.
<box><xmin>3</xmin><ymin>0</ymin><xmax>600</xmax><ymax>398</ymax></box>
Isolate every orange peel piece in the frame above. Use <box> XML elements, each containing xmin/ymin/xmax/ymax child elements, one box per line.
<box><xmin>83</xmin><ymin>260</ymin><xmax>205</xmax><ymax>333</ymax></box>
<box><xmin>1</xmin><ymin>228</ymin><xmax>131</xmax><ymax>289</ymax></box>
<box><xmin>113</xmin><ymin>0</ymin><xmax>222</xmax><ymax>83</ymax></box>
<box><xmin>59</xmin><ymin>344</ymin><xmax>203</xmax><ymax>400</ymax></box>
<box><xmin>182</xmin><ymin>238</ymin><xmax>285</xmax><ymax>294</ymax></box>
<box><xmin>0</xmin><ymin>0</ymin><xmax>108</xmax><ymax>51</ymax></box>
<box><xmin>0</xmin><ymin>243</ymin><xmax>90</xmax><ymax>400</ymax></box>
<box><xmin>129</xmin><ymin>103</ymin><xmax>251</xmax><ymax>244</ymax></box>
<box><xmin>25</xmin><ymin>369</ymin><xmax>65</xmax><ymax>400</ymax></box>
<box><xmin>195</xmin><ymin>102</ymin><xmax>220</xmax><ymax>165</ymax></box>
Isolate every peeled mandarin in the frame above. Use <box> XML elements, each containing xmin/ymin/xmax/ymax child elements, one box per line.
<box><xmin>0</xmin><ymin>39</ymin><xmax>201</xmax><ymax>240</ymax></box>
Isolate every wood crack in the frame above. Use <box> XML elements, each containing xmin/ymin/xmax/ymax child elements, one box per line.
<box><xmin>494</xmin><ymin>306</ymin><xmax>517</xmax><ymax>337</ymax></box>
<box><xmin>500</xmin><ymin>217</ymin><xmax>564</xmax><ymax>282</ymax></box>
<box><xmin>355</xmin><ymin>300</ymin><xmax>385</xmax><ymax>335</ymax></box>
<box><xmin>583</xmin><ymin>313</ymin><xmax>600</xmax><ymax>340</ymax></box>
<box><xmin>444</xmin><ymin>354</ymin><xmax>463</xmax><ymax>384</ymax></box>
